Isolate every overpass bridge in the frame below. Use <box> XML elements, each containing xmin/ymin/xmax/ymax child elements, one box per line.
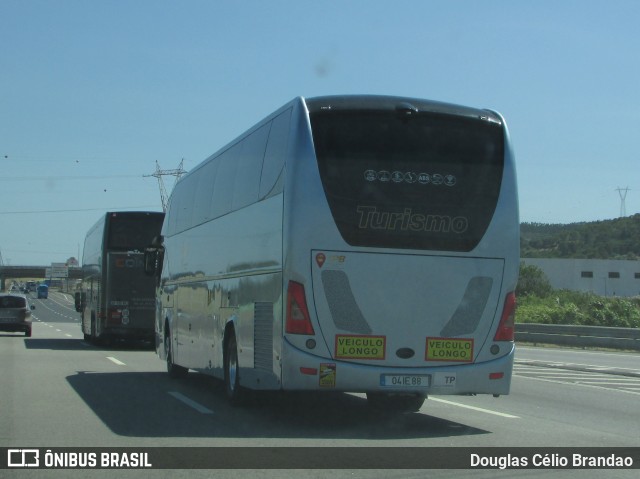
<box><xmin>0</xmin><ymin>265</ymin><xmax>82</xmax><ymax>290</ymax></box>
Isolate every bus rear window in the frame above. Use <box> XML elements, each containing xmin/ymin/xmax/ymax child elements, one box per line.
<box><xmin>310</xmin><ymin>110</ymin><xmax>504</xmax><ymax>252</ymax></box>
<box><xmin>107</xmin><ymin>213</ymin><xmax>165</xmax><ymax>251</ymax></box>
<box><xmin>0</xmin><ymin>296</ymin><xmax>26</xmax><ymax>308</ymax></box>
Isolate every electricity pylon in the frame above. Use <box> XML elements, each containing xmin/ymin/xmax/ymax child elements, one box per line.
<box><xmin>615</xmin><ymin>187</ymin><xmax>630</xmax><ymax>217</ymax></box>
<box><xmin>144</xmin><ymin>160</ymin><xmax>185</xmax><ymax>212</ymax></box>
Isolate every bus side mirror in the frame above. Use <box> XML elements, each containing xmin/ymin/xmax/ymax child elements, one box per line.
<box><xmin>144</xmin><ymin>248</ymin><xmax>157</xmax><ymax>276</ymax></box>
<box><xmin>74</xmin><ymin>292</ymin><xmax>86</xmax><ymax>312</ymax></box>
<box><xmin>74</xmin><ymin>292</ymin><xmax>81</xmax><ymax>311</ymax></box>
<box><xmin>151</xmin><ymin>235</ymin><xmax>164</xmax><ymax>247</ymax></box>
<box><xmin>144</xmin><ymin>239</ymin><xmax>165</xmax><ymax>284</ymax></box>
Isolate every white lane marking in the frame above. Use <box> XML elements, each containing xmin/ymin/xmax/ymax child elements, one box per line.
<box><xmin>65</xmin><ymin>334</ymin><xmax>72</xmax><ymax>337</ymax></box>
<box><xmin>428</xmin><ymin>397</ymin><xmax>519</xmax><ymax>418</ymax></box>
<box><xmin>33</xmin><ymin>294</ymin><xmax>79</xmax><ymax>321</ymax></box>
<box><xmin>168</xmin><ymin>391</ymin><xmax>214</xmax><ymax>414</ymax></box>
<box><xmin>518</xmin><ymin>346</ymin><xmax>639</xmax><ymax>360</ymax></box>
<box><xmin>519</xmin><ymin>371</ymin><xmax>612</xmax><ymax>378</ymax></box>
<box><xmin>515</xmin><ymin>374</ymin><xmax>640</xmax><ymax>396</ymax></box>
<box><xmin>106</xmin><ymin>356</ymin><xmax>126</xmax><ymax>366</ymax></box>
<box><xmin>516</xmin><ymin>359</ymin><xmax>640</xmax><ymax>375</ymax></box>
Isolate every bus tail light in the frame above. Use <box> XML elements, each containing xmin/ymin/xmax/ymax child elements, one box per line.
<box><xmin>494</xmin><ymin>292</ymin><xmax>516</xmax><ymax>341</ymax></box>
<box><xmin>107</xmin><ymin>309</ymin><xmax>122</xmax><ymax>325</ymax></box>
<box><xmin>285</xmin><ymin>281</ymin><xmax>315</xmax><ymax>335</ymax></box>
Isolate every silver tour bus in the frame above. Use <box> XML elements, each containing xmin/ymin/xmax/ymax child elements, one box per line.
<box><xmin>145</xmin><ymin>95</ymin><xmax>519</xmax><ymax>411</ymax></box>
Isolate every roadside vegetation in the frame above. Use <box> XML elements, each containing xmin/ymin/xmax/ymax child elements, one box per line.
<box><xmin>516</xmin><ymin>263</ymin><xmax>640</xmax><ymax>328</ymax></box>
<box><xmin>521</xmin><ymin>214</ymin><xmax>640</xmax><ymax>260</ymax></box>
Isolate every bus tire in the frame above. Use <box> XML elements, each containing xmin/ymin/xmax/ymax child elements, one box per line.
<box><xmin>224</xmin><ymin>331</ymin><xmax>245</xmax><ymax>406</ymax></box>
<box><xmin>366</xmin><ymin>392</ymin><xmax>426</xmax><ymax>413</ymax></box>
<box><xmin>165</xmin><ymin>327</ymin><xmax>188</xmax><ymax>378</ymax></box>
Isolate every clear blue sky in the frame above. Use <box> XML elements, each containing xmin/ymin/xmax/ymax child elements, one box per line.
<box><xmin>1</xmin><ymin>0</ymin><xmax>639</xmax><ymax>266</ymax></box>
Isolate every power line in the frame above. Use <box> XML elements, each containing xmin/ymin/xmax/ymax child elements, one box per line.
<box><xmin>1</xmin><ymin>248</ymin><xmax>76</xmax><ymax>255</ymax></box>
<box><xmin>0</xmin><ymin>205</ymin><xmax>160</xmax><ymax>215</ymax></box>
<box><xmin>0</xmin><ymin>175</ymin><xmax>140</xmax><ymax>182</ymax></box>
<box><xmin>3</xmin><ymin>154</ymin><xmax>150</xmax><ymax>164</ymax></box>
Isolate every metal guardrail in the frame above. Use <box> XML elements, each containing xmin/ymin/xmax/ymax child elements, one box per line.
<box><xmin>516</xmin><ymin>323</ymin><xmax>640</xmax><ymax>351</ymax></box>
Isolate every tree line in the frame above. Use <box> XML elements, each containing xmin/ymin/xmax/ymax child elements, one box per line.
<box><xmin>521</xmin><ymin>213</ymin><xmax>640</xmax><ymax>260</ymax></box>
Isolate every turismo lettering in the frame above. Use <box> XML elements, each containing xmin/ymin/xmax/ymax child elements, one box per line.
<box><xmin>356</xmin><ymin>206</ymin><xmax>468</xmax><ymax>234</ymax></box>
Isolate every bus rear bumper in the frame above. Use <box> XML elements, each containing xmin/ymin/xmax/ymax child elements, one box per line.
<box><xmin>281</xmin><ymin>339</ymin><xmax>514</xmax><ymax>396</ymax></box>
<box><xmin>99</xmin><ymin>327</ymin><xmax>154</xmax><ymax>342</ymax></box>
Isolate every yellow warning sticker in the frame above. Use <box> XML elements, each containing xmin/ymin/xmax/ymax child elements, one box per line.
<box><xmin>319</xmin><ymin>363</ymin><xmax>336</xmax><ymax>388</ymax></box>
<box><xmin>335</xmin><ymin>335</ymin><xmax>386</xmax><ymax>360</ymax></box>
<box><xmin>425</xmin><ymin>337</ymin><xmax>474</xmax><ymax>362</ymax></box>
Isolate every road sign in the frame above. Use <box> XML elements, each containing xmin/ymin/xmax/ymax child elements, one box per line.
<box><xmin>50</xmin><ymin>263</ymin><xmax>69</xmax><ymax>278</ymax></box>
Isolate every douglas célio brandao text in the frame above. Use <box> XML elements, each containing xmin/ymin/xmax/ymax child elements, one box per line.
<box><xmin>470</xmin><ymin>453</ymin><xmax>634</xmax><ymax>469</ymax></box>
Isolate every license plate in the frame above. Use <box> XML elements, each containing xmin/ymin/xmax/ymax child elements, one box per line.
<box><xmin>380</xmin><ymin>374</ymin><xmax>430</xmax><ymax>388</ymax></box>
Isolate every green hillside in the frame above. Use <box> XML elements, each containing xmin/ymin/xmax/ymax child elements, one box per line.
<box><xmin>521</xmin><ymin>214</ymin><xmax>640</xmax><ymax>260</ymax></box>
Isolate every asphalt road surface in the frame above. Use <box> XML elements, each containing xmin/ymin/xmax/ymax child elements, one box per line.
<box><xmin>2</xmin><ymin>291</ymin><xmax>639</xmax><ymax>479</ymax></box>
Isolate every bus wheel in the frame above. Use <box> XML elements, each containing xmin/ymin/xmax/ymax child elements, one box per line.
<box><xmin>366</xmin><ymin>392</ymin><xmax>426</xmax><ymax>413</ymax></box>
<box><xmin>224</xmin><ymin>331</ymin><xmax>245</xmax><ymax>406</ymax></box>
<box><xmin>165</xmin><ymin>329</ymin><xmax>188</xmax><ymax>378</ymax></box>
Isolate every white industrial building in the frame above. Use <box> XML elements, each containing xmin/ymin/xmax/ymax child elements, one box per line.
<box><xmin>521</xmin><ymin>258</ymin><xmax>640</xmax><ymax>297</ymax></box>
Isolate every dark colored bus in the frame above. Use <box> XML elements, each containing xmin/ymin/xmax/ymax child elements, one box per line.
<box><xmin>77</xmin><ymin>211</ymin><xmax>164</xmax><ymax>343</ymax></box>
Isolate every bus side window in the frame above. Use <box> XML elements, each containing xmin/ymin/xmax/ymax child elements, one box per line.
<box><xmin>232</xmin><ymin>123</ymin><xmax>270</xmax><ymax>211</ymax></box>
<box><xmin>260</xmin><ymin>109</ymin><xmax>291</xmax><ymax>199</ymax></box>
<box><xmin>165</xmin><ymin>185</ymin><xmax>181</xmax><ymax>236</ymax></box>
<box><xmin>174</xmin><ymin>174</ymin><xmax>197</xmax><ymax>234</ymax></box>
<box><xmin>192</xmin><ymin>159</ymin><xmax>218</xmax><ymax>225</ymax></box>
<box><xmin>210</xmin><ymin>143</ymin><xmax>240</xmax><ymax>220</ymax></box>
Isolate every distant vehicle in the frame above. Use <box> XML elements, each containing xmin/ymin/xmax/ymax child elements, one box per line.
<box><xmin>145</xmin><ymin>95</ymin><xmax>519</xmax><ymax>411</ymax></box>
<box><xmin>37</xmin><ymin>284</ymin><xmax>49</xmax><ymax>299</ymax></box>
<box><xmin>26</xmin><ymin>281</ymin><xmax>36</xmax><ymax>293</ymax></box>
<box><xmin>0</xmin><ymin>293</ymin><xmax>35</xmax><ymax>337</ymax></box>
<box><xmin>77</xmin><ymin>211</ymin><xmax>165</xmax><ymax>343</ymax></box>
